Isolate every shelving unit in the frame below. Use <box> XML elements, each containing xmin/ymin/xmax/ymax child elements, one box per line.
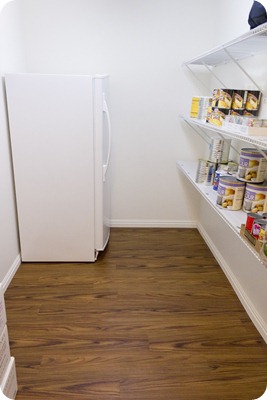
<box><xmin>182</xmin><ymin>22</ymin><xmax>267</xmax><ymax>67</ymax></box>
<box><xmin>181</xmin><ymin>115</ymin><xmax>267</xmax><ymax>149</ymax></box>
<box><xmin>177</xmin><ymin>160</ymin><xmax>262</xmax><ymax>262</ymax></box>
<box><xmin>179</xmin><ymin>24</ymin><xmax>267</xmax><ymax>265</ymax></box>
<box><xmin>183</xmin><ymin>22</ymin><xmax>267</xmax><ymax>92</ymax></box>
<box><xmin>178</xmin><ymin>22</ymin><xmax>267</xmax><ymax>344</ymax></box>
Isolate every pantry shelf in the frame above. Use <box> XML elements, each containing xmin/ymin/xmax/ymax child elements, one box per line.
<box><xmin>182</xmin><ymin>22</ymin><xmax>267</xmax><ymax>67</ymax></box>
<box><xmin>181</xmin><ymin>115</ymin><xmax>267</xmax><ymax>149</ymax></box>
<box><xmin>177</xmin><ymin>160</ymin><xmax>262</xmax><ymax>262</ymax></box>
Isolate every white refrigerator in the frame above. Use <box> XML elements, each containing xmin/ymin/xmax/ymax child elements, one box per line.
<box><xmin>5</xmin><ymin>73</ymin><xmax>111</xmax><ymax>262</ymax></box>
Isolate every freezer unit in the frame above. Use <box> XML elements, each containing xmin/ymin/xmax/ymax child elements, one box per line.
<box><xmin>5</xmin><ymin>73</ymin><xmax>111</xmax><ymax>262</ymax></box>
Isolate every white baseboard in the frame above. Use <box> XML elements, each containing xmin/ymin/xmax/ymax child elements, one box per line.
<box><xmin>110</xmin><ymin>219</ymin><xmax>197</xmax><ymax>228</ymax></box>
<box><xmin>2</xmin><ymin>254</ymin><xmax>21</xmax><ymax>293</ymax></box>
<box><xmin>197</xmin><ymin>222</ymin><xmax>267</xmax><ymax>344</ymax></box>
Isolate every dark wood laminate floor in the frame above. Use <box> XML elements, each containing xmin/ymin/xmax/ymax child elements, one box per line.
<box><xmin>4</xmin><ymin>228</ymin><xmax>267</xmax><ymax>400</ymax></box>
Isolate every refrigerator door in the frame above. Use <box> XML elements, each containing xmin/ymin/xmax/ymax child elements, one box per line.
<box><xmin>93</xmin><ymin>76</ymin><xmax>111</xmax><ymax>251</ymax></box>
<box><xmin>5</xmin><ymin>73</ymin><xmax>96</xmax><ymax>262</ymax></box>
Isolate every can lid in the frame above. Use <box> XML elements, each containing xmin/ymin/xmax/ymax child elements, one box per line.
<box><xmin>247</xmin><ymin>212</ymin><xmax>261</xmax><ymax>218</ymax></box>
<box><xmin>246</xmin><ymin>181</ymin><xmax>267</xmax><ymax>190</ymax></box>
<box><xmin>253</xmin><ymin>219</ymin><xmax>267</xmax><ymax>225</ymax></box>
<box><xmin>247</xmin><ymin>90</ymin><xmax>261</xmax><ymax>95</ymax></box>
<box><xmin>241</xmin><ymin>148</ymin><xmax>267</xmax><ymax>156</ymax></box>
<box><xmin>219</xmin><ymin>176</ymin><xmax>245</xmax><ymax>186</ymax></box>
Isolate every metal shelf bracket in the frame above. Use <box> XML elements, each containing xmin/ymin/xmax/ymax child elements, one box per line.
<box><xmin>202</xmin><ymin>61</ymin><xmax>227</xmax><ymax>88</ymax></box>
<box><xmin>223</xmin><ymin>48</ymin><xmax>262</xmax><ymax>92</ymax></box>
<box><xmin>184</xmin><ymin>64</ymin><xmax>213</xmax><ymax>95</ymax></box>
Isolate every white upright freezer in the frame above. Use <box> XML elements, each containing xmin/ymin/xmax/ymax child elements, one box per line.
<box><xmin>5</xmin><ymin>73</ymin><xmax>111</xmax><ymax>262</ymax></box>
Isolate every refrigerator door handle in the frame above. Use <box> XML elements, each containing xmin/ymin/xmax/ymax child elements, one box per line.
<box><xmin>102</xmin><ymin>93</ymin><xmax>111</xmax><ymax>182</ymax></box>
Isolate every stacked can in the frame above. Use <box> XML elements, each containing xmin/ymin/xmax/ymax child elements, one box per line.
<box><xmin>209</xmin><ymin>89</ymin><xmax>233</xmax><ymax>126</ymax></box>
<box><xmin>246</xmin><ymin>213</ymin><xmax>267</xmax><ymax>241</ymax></box>
<box><xmin>208</xmin><ymin>137</ymin><xmax>231</xmax><ymax>164</ymax></box>
<box><xmin>231</xmin><ymin>90</ymin><xmax>247</xmax><ymax>112</ymax></box>
<box><xmin>195</xmin><ymin>159</ymin><xmax>216</xmax><ymax>185</ymax></box>
<box><xmin>190</xmin><ymin>96</ymin><xmax>212</xmax><ymax>121</ymax></box>
<box><xmin>243</xmin><ymin>182</ymin><xmax>267</xmax><ymax>214</ymax></box>
<box><xmin>244</xmin><ymin>90</ymin><xmax>261</xmax><ymax>116</ymax></box>
<box><xmin>237</xmin><ymin>148</ymin><xmax>267</xmax><ymax>183</ymax></box>
<box><xmin>239</xmin><ymin>148</ymin><xmax>267</xmax><ymax>241</ymax></box>
<box><xmin>216</xmin><ymin>176</ymin><xmax>246</xmax><ymax>211</ymax></box>
<box><xmin>207</xmin><ymin>88</ymin><xmax>262</xmax><ymax>123</ymax></box>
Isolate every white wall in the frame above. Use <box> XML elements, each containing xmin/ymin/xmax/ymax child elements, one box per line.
<box><xmin>0</xmin><ymin>1</ymin><xmax>25</xmax><ymax>287</ymax></box>
<box><xmin>0</xmin><ymin>0</ymin><xmax>258</xmax><ymax>284</ymax></box>
<box><xmin>216</xmin><ymin>0</ymin><xmax>252</xmax><ymax>40</ymax></box>
<box><xmin>18</xmin><ymin>0</ymin><xmax>222</xmax><ymax>226</ymax></box>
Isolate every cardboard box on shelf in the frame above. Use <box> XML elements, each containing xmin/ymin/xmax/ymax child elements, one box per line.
<box><xmin>1</xmin><ymin>357</ymin><xmax>17</xmax><ymax>400</ymax></box>
<box><xmin>240</xmin><ymin>125</ymin><xmax>267</xmax><ymax>136</ymax></box>
<box><xmin>240</xmin><ymin>224</ymin><xmax>263</xmax><ymax>253</ymax></box>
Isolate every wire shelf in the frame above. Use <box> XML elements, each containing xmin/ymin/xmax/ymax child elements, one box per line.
<box><xmin>180</xmin><ymin>116</ymin><xmax>267</xmax><ymax>149</ymax></box>
<box><xmin>176</xmin><ymin>160</ymin><xmax>262</xmax><ymax>262</ymax></box>
<box><xmin>183</xmin><ymin>23</ymin><xmax>267</xmax><ymax>67</ymax></box>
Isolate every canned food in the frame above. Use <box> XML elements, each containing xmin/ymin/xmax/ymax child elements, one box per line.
<box><xmin>237</xmin><ymin>148</ymin><xmax>267</xmax><ymax>183</ymax></box>
<box><xmin>227</xmin><ymin>161</ymin><xmax>239</xmax><ymax>174</ymax></box>
<box><xmin>216</xmin><ymin>176</ymin><xmax>245</xmax><ymax>211</ymax></box>
<box><xmin>258</xmin><ymin>225</ymin><xmax>267</xmax><ymax>242</ymax></box>
<box><xmin>190</xmin><ymin>97</ymin><xmax>200</xmax><ymax>118</ymax></box>
<box><xmin>208</xmin><ymin>108</ymin><xmax>229</xmax><ymax>127</ymax></box>
<box><xmin>198</xmin><ymin>97</ymin><xmax>212</xmax><ymax>122</ymax></box>
<box><xmin>220</xmin><ymin>140</ymin><xmax>231</xmax><ymax>164</ymax></box>
<box><xmin>217</xmin><ymin>162</ymin><xmax>238</xmax><ymax>174</ymax></box>
<box><xmin>245</xmin><ymin>90</ymin><xmax>261</xmax><ymax>111</ymax></box>
<box><xmin>207</xmin><ymin>137</ymin><xmax>231</xmax><ymax>164</ymax></box>
<box><xmin>229</xmin><ymin>109</ymin><xmax>243</xmax><ymax>116</ymax></box>
<box><xmin>190</xmin><ymin>96</ymin><xmax>212</xmax><ymax>121</ymax></box>
<box><xmin>208</xmin><ymin>138</ymin><xmax>223</xmax><ymax>163</ymax></box>
<box><xmin>243</xmin><ymin>182</ymin><xmax>267</xmax><ymax>213</ymax></box>
<box><xmin>218</xmin><ymin>89</ymin><xmax>233</xmax><ymax>109</ymax></box>
<box><xmin>212</xmin><ymin>89</ymin><xmax>220</xmax><ymax>107</ymax></box>
<box><xmin>195</xmin><ymin>159</ymin><xmax>216</xmax><ymax>184</ymax></box>
<box><xmin>243</xmin><ymin>109</ymin><xmax>259</xmax><ymax>117</ymax></box>
<box><xmin>204</xmin><ymin>162</ymin><xmax>216</xmax><ymax>186</ymax></box>
<box><xmin>232</xmin><ymin>90</ymin><xmax>248</xmax><ymax>110</ymax></box>
<box><xmin>252</xmin><ymin>218</ymin><xmax>267</xmax><ymax>240</ymax></box>
<box><xmin>213</xmin><ymin>171</ymin><xmax>229</xmax><ymax>191</ymax></box>
<box><xmin>245</xmin><ymin>212</ymin><xmax>261</xmax><ymax>232</ymax></box>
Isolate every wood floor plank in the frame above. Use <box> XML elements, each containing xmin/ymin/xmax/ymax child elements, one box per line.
<box><xmin>4</xmin><ymin>228</ymin><xmax>267</xmax><ymax>400</ymax></box>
